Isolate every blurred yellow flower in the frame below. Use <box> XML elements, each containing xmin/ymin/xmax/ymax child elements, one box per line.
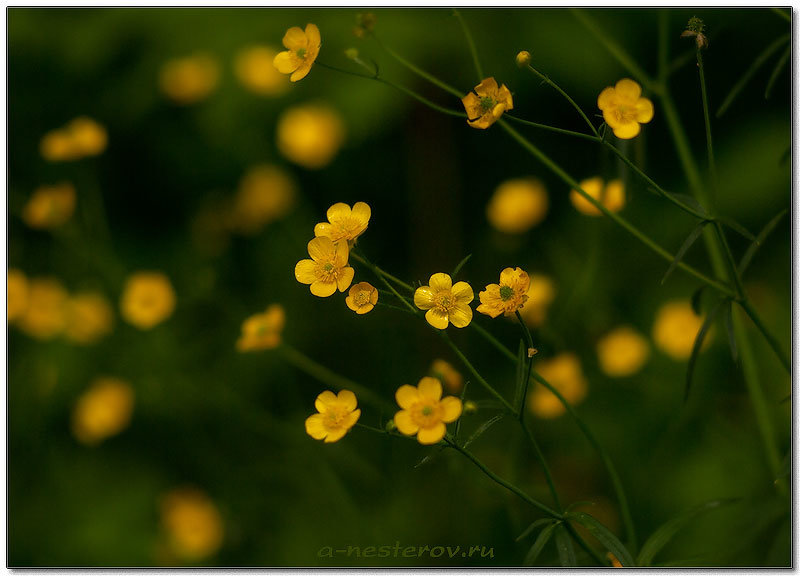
<box><xmin>234</xmin><ymin>45</ymin><xmax>290</xmax><ymax>96</ymax></box>
<box><xmin>22</xmin><ymin>183</ymin><xmax>76</xmax><ymax>229</ymax></box>
<box><xmin>519</xmin><ymin>274</ymin><xmax>556</xmax><ymax>328</ymax></box>
<box><xmin>273</xmin><ymin>23</ymin><xmax>321</xmax><ymax>82</ymax></box>
<box><xmin>429</xmin><ymin>358</ymin><xmax>463</xmax><ymax>394</ymax></box>
<box><xmin>487</xmin><ymin>178</ymin><xmax>549</xmax><ymax>233</ymax></box>
<box><xmin>314</xmin><ymin>201</ymin><xmax>371</xmax><ymax>244</ymax></box>
<box><xmin>477</xmin><ymin>267</ymin><xmax>530</xmax><ymax>318</ymax></box>
<box><xmin>295</xmin><ymin>237</ymin><xmax>354</xmax><ymax>297</ymax></box>
<box><xmin>462</xmin><ymin>77</ymin><xmax>514</xmax><ymax>129</ymax></box>
<box><xmin>305</xmin><ymin>389</ymin><xmax>361</xmax><ymax>443</ymax></box>
<box><xmin>64</xmin><ymin>292</ymin><xmax>114</xmax><ymax>345</ymax></box>
<box><xmin>7</xmin><ymin>269</ymin><xmax>29</xmax><ymax>323</ymax></box>
<box><xmin>40</xmin><ymin>117</ymin><xmax>107</xmax><ymax>161</ymax></box>
<box><xmin>230</xmin><ymin>165</ymin><xmax>296</xmax><ymax>235</ymax></box>
<box><xmin>161</xmin><ymin>487</ymin><xmax>224</xmax><ymax>561</ymax></box>
<box><xmin>596</xmin><ymin>325</ymin><xmax>650</xmax><ymax>377</ymax></box>
<box><xmin>652</xmin><ymin>300</ymin><xmax>705</xmax><ymax>360</ymax></box>
<box><xmin>414</xmin><ymin>273</ymin><xmax>473</xmax><ymax>330</ymax></box>
<box><xmin>71</xmin><ymin>377</ymin><xmax>134</xmax><ymax>445</ymax></box>
<box><xmin>17</xmin><ymin>278</ymin><xmax>68</xmax><ymax>340</ymax></box>
<box><xmin>277</xmin><ymin>104</ymin><xmax>345</xmax><ymax>169</ymax></box>
<box><xmin>394</xmin><ymin>377</ymin><xmax>462</xmax><ymax>445</ymax></box>
<box><xmin>570</xmin><ymin>177</ymin><xmax>625</xmax><ymax>216</ymax></box>
<box><xmin>236</xmin><ymin>304</ymin><xmax>285</xmax><ymax>352</ymax></box>
<box><xmin>345</xmin><ymin>281</ymin><xmax>378</xmax><ymax>314</ymax></box>
<box><xmin>120</xmin><ymin>272</ymin><xmax>176</xmax><ymax>330</ymax></box>
<box><xmin>529</xmin><ymin>353</ymin><xmax>588</xmax><ymax>419</ymax></box>
<box><xmin>597</xmin><ymin>78</ymin><xmax>654</xmax><ymax>139</ymax></box>
<box><xmin>159</xmin><ymin>54</ymin><xmax>219</xmax><ymax>105</ymax></box>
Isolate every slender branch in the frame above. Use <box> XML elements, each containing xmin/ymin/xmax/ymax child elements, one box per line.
<box><xmin>452</xmin><ymin>8</ymin><xmax>484</xmax><ymax>81</ymax></box>
<box><xmin>696</xmin><ymin>50</ymin><xmax>719</xmax><ymax>203</ymax></box>
<box><xmin>504</xmin><ymin>114</ymin><xmax>599</xmax><ymax>142</ymax></box>
<box><xmin>739</xmin><ymin>299</ymin><xmax>791</xmax><ymax>372</ymax></box>
<box><xmin>351</xmin><ymin>251</ymin><xmax>415</xmax><ymax>292</ymax></box>
<box><xmin>522</xmin><ymin>64</ymin><xmax>598</xmax><ymax>135</ymax></box>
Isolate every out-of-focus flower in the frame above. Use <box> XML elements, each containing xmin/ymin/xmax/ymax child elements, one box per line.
<box><xmin>394</xmin><ymin>377</ymin><xmax>462</xmax><ymax>445</ymax></box>
<box><xmin>462</xmin><ymin>77</ymin><xmax>514</xmax><ymax>129</ymax></box>
<box><xmin>71</xmin><ymin>377</ymin><xmax>134</xmax><ymax>445</ymax></box>
<box><xmin>529</xmin><ymin>353</ymin><xmax>587</xmax><ymax>418</ymax></box>
<box><xmin>652</xmin><ymin>300</ymin><xmax>706</xmax><ymax>360</ymax></box>
<box><xmin>273</xmin><ymin>23</ymin><xmax>321</xmax><ymax>82</ymax></box>
<box><xmin>17</xmin><ymin>278</ymin><xmax>68</xmax><ymax>340</ymax></box>
<box><xmin>414</xmin><ymin>273</ymin><xmax>473</xmax><ymax>330</ymax></box>
<box><xmin>429</xmin><ymin>358</ymin><xmax>463</xmax><ymax>394</ymax></box>
<box><xmin>295</xmin><ymin>237</ymin><xmax>354</xmax><ymax>297</ymax></box>
<box><xmin>597</xmin><ymin>78</ymin><xmax>654</xmax><ymax>139</ymax></box>
<box><xmin>477</xmin><ymin>267</ymin><xmax>530</xmax><ymax>318</ymax></box>
<box><xmin>519</xmin><ymin>274</ymin><xmax>556</xmax><ymax>328</ymax></box>
<box><xmin>276</xmin><ymin>104</ymin><xmax>345</xmax><ymax>169</ymax></box>
<box><xmin>159</xmin><ymin>54</ymin><xmax>219</xmax><ymax>105</ymax></box>
<box><xmin>352</xmin><ymin>13</ymin><xmax>376</xmax><ymax>38</ymax></box>
<box><xmin>40</xmin><ymin>117</ymin><xmax>107</xmax><ymax>161</ymax></box>
<box><xmin>345</xmin><ymin>282</ymin><xmax>378</xmax><ymax>314</ymax></box>
<box><xmin>313</xmin><ymin>201</ymin><xmax>371</xmax><ymax>244</ymax></box>
<box><xmin>64</xmin><ymin>292</ymin><xmax>114</xmax><ymax>345</ymax></box>
<box><xmin>236</xmin><ymin>304</ymin><xmax>285</xmax><ymax>351</ymax></box>
<box><xmin>596</xmin><ymin>325</ymin><xmax>650</xmax><ymax>377</ymax></box>
<box><xmin>7</xmin><ymin>269</ymin><xmax>29</xmax><ymax>323</ymax></box>
<box><xmin>305</xmin><ymin>389</ymin><xmax>361</xmax><ymax>443</ymax></box>
<box><xmin>22</xmin><ymin>183</ymin><xmax>76</xmax><ymax>229</ymax></box>
<box><xmin>120</xmin><ymin>272</ymin><xmax>176</xmax><ymax>330</ymax></box>
<box><xmin>160</xmin><ymin>487</ymin><xmax>224</xmax><ymax>561</ymax></box>
<box><xmin>570</xmin><ymin>177</ymin><xmax>625</xmax><ymax>216</ymax></box>
<box><xmin>230</xmin><ymin>165</ymin><xmax>296</xmax><ymax>235</ymax></box>
<box><xmin>234</xmin><ymin>45</ymin><xmax>290</xmax><ymax>96</ymax></box>
<box><xmin>487</xmin><ymin>178</ymin><xmax>548</xmax><ymax>233</ymax></box>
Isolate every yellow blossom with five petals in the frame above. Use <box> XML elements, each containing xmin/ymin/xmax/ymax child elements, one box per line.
<box><xmin>345</xmin><ymin>281</ymin><xmax>378</xmax><ymax>314</ymax></box>
<box><xmin>295</xmin><ymin>237</ymin><xmax>354</xmax><ymax>297</ymax></box>
<box><xmin>305</xmin><ymin>389</ymin><xmax>361</xmax><ymax>443</ymax></box>
<box><xmin>414</xmin><ymin>273</ymin><xmax>473</xmax><ymax>330</ymax></box>
<box><xmin>273</xmin><ymin>23</ymin><xmax>321</xmax><ymax>82</ymax></box>
<box><xmin>314</xmin><ymin>201</ymin><xmax>371</xmax><ymax>244</ymax></box>
<box><xmin>597</xmin><ymin>78</ymin><xmax>654</xmax><ymax>139</ymax></box>
<box><xmin>236</xmin><ymin>304</ymin><xmax>285</xmax><ymax>351</ymax></box>
<box><xmin>461</xmin><ymin>77</ymin><xmax>514</xmax><ymax>129</ymax></box>
<box><xmin>477</xmin><ymin>267</ymin><xmax>530</xmax><ymax>318</ymax></box>
<box><xmin>394</xmin><ymin>377</ymin><xmax>462</xmax><ymax>445</ymax></box>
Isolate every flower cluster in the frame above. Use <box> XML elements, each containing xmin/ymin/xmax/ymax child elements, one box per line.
<box><xmin>22</xmin><ymin>183</ymin><xmax>76</xmax><ymax>230</ymax></box>
<box><xmin>40</xmin><ymin>117</ymin><xmax>107</xmax><ymax>162</ymax></box>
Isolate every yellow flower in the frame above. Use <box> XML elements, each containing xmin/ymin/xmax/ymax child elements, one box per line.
<box><xmin>570</xmin><ymin>177</ymin><xmax>625</xmax><ymax>216</ymax></box>
<box><xmin>39</xmin><ymin>117</ymin><xmax>107</xmax><ymax>161</ymax></box>
<box><xmin>64</xmin><ymin>292</ymin><xmax>114</xmax><ymax>345</ymax></box>
<box><xmin>314</xmin><ymin>201</ymin><xmax>371</xmax><ymax>244</ymax></box>
<box><xmin>414</xmin><ymin>273</ymin><xmax>473</xmax><ymax>330</ymax></box>
<box><xmin>160</xmin><ymin>487</ymin><xmax>224</xmax><ymax>561</ymax></box>
<box><xmin>236</xmin><ymin>304</ymin><xmax>285</xmax><ymax>351</ymax></box>
<box><xmin>273</xmin><ymin>23</ymin><xmax>321</xmax><ymax>82</ymax></box>
<box><xmin>516</xmin><ymin>50</ymin><xmax>532</xmax><ymax>67</ymax></box>
<box><xmin>276</xmin><ymin>103</ymin><xmax>345</xmax><ymax>169</ymax></box>
<box><xmin>461</xmin><ymin>77</ymin><xmax>514</xmax><ymax>129</ymax></box>
<box><xmin>22</xmin><ymin>183</ymin><xmax>76</xmax><ymax>229</ymax></box>
<box><xmin>477</xmin><ymin>267</ymin><xmax>531</xmax><ymax>319</ymax></box>
<box><xmin>529</xmin><ymin>353</ymin><xmax>588</xmax><ymax>419</ymax></box>
<box><xmin>596</xmin><ymin>326</ymin><xmax>650</xmax><ymax>377</ymax></box>
<box><xmin>394</xmin><ymin>377</ymin><xmax>462</xmax><ymax>445</ymax></box>
<box><xmin>487</xmin><ymin>178</ymin><xmax>548</xmax><ymax>234</ymax></box>
<box><xmin>305</xmin><ymin>389</ymin><xmax>361</xmax><ymax>443</ymax></box>
<box><xmin>234</xmin><ymin>45</ymin><xmax>290</xmax><ymax>96</ymax></box>
<box><xmin>345</xmin><ymin>281</ymin><xmax>378</xmax><ymax>314</ymax></box>
<box><xmin>71</xmin><ymin>377</ymin><xmax>134</xmax><ymax>445</ymax></box>
<box><xmin>652</xmin><ymin>300</ymin><xmax>706</xmax><ymax>360</ymax></box>
<box><xmin>294</xmin><ymin>237</ymin><xmax>354</xmax><ymax>297</ymax></box>
<box><xmin>17</xmin><ymin>278</ymin><xmax>68</xmax><ymax>340</ymax></box>
<box><xmin>429</xmin><ymin>358</ymin><xmax>463</xmax><ymax>394</ymax></box>
<box><xmin>159</xmin><ymin>54</ymin><xmax>219</xmax><ymax>105</ymax></box>
<box><xmin>120</xmin><ymin>272</ymin><xmax>176</xmax><ymax>329</ymax></box>
<box><xmin>7</xmin><ymin>269</ymin><xmax>29</xmax><ymax>323</ymax></box>
<box><xmin>230</xmin><ymin>165</ymin><xmax>296</xmax><ymax>235</ymax></box>
<box><xmin>597</xmin><ymin>78</ymin><xmax>654</xmax><ymax>139</ymax></box>
<box><xmin>519</xmin><ymin>274</ymin><xmax>556</xmax><ymax>328</ymax></box>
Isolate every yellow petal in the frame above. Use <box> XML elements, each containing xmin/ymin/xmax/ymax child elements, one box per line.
<box><xmin>305</xmin><ymin>414</ymin><xmax>328</xmax><ymax>439</ymax></box>
<box><xmin>449</xmin><ymin>303</ymin><xmax>473</xmax><ymax>328</ymax></box>
<box><xmin>326</xmin><ymin>202</ymin><xmax>352</xmax><ymax>223</ymax></box>
<box><xmin>635</xmin><ymin>98</ymin><xmax>654</xmax><ymax>123</ymax></box>
<box><xmin>304</xmin><ymin>23</ymin><xmax>321</xmax><ymax>48</ymax></box>
<box><xmin>451</xmin><ymin>281</ymin><xmax>474</xmax><ymax>304</ymax></box>
<box><xmin>314</xmin><ymin>222</ymin><xmax>334</xmax><ymax>238</ymax></box>
<box><xmin>417</xmin><ymin>376</ymin><xmax>442</xmax><ymax>401</ymax></box>
<box><xmin>467</xmin><ymin>116</ymin><xmax>491</xmax><ymax>130</ymax></box>
<box><xmin>310</xmin><ymin>280</ymin><xmax>337</xmax><ymax>297</ymax></box>
<box><xmin>602</xmin><ymin>109</ymin><xmax>624</xmax><ymax>129</ymax></box>
<box><xmin>290</xmin><ymin>64</ymin><xmax>312</xmax><ymax>83</ymax></box>
<box><xmin>425</xmin><ymin>308</ymin><xmax>449</xmax><ymax>330</ymax></box>
<box><xmin>604</xmin><ymin>179</ymin><xmax>626</xmax><ymax>212</ymax></box>
<box><xmin>315</xmin><ymin>390</ymin><xmax>338</xmax><ymax>412</ymax></box>
<box><xmin>295</xmin><ymin>259</ymin><xmax>318</xmax><ymax>284</ymax></box>
<box><xmin>356</xmin><ymin>303</ymin><xmax>374</xmax><ymax>314</ymax></box>
<box><xmin>597</xmin><ymin>86</ymin><xmax>616</xmax><ymax>110</ymax></box>
<box><xmin>282</xmin><ymin>26</ymin><xmax>307</xmax><ymax>50</ymax></box>
<box><xmin>428</xmin><ymin>273</ymin><xmax>452</xmax><ymax>293</ymax></box>
<box><xmin>417</xmin><ymin>422</ymin><xmax>446</xmax><ymax>445</ymax></box>
<box><xmin>394</xmin><ymin>410</ymin><xmax>419</xmax><ymax>435</ymax></box>
<box><xmin>351</xmin><ymin>201</ymin><xmax>371</xmax><ymax>225</ymax></box>
<box><xmin>345</xmin><ymin>294</ymin><xmax>358</xmax><ymax>311</ymax></box>
<box><xmin>336</xmin><ymin>267</ymin><xmax>354</xmax><ymax>292</ymax></box>
<box><xmin>476</xmin><ymin>302</ymin><xmax>502</xmax><ymax>318</ymax></box>
<box><xmin>498</xmin><ymin>84</ymin><xmax>514</xmax><ymax>109</ymax></box>
<box><xmin>273</xmin><ymin>51</ymin><xmax>298</xmax><ymax>74</ymax></box>
<box><xmin>395</xmin><ymin>385</ymin><xmax>419</xmax><ymax>409</ymax></box>
<box><xmin>334</xmin><ymin>240</ymin><xmax>350</xmax><ymax>267</ymax></box>
<box><xmin>342</xmin><ymin>408</ymin><xmax>361</xmax><ymax>429</ymax></box>
<box><xmin>477</xmin><ymin>77</ymin><xmax>499</xmax><ymax>95</ymax></box>
<box><xmin>324</xmin><ymin>427</ymin><xmax>348</xmax><ymax>443</ymax></box>
<box><xmin>615</xmin><ymin>78</ymin><xmax>641</xmax><ymax>102</ymax></box>
<box><xmin>612</xmin><ymin>121</ymin><xmax>641</xmax><ymax>140</ymax></box>
<box><xmin>308</xmin><ymin>236</ymin><xmax>335</xmax><ymax>262</ymax></box>
<box><xmin>461</xmin><ymin>92</ymin><xmax>480</xmax><ymax>117</ymax></box>
<box><xmin>414</xmin><ymin>286</ymin><xmax>436</xmax><ymax>310</ymax></box>
<box><xmin>337</xmin><ymin>389</ymin><xmax>358</xmax><ymax>411</ymax></box>
<box><xmin>440</xmin><ymin>396</ymin><xmax>463</xmax><ymax>423</ymax></box>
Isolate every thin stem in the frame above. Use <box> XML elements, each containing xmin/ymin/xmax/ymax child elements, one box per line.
<box><xmin>739</xmin><ymin>299</ymin><xmax>791</xmax><ymax>372</ymax></box>
<box><xmin>355</xmin><ymin>422</ymin><xmax>389</xmax><ymax>435</ymax></box>
<box><xmin>504</xmin><ymin>114</ymin><xmax>599</xmax><ymax>142</ymax></box>
<box><xmin>352</xmin><ymin>251</ymin><xmax>418</xmax><ymax>314</ymax></box>
<box><xmin>696</xmin><ymin>50</ymin><xmax>719</xmax><ymax>203</ymax></box>
<box><xmin>523</xmin><ymin>64</ymin><xmax>598</xmax><ymax>135</ymax></box>
<box><xmin>452</xmin><ymin>8</ymin><xmax>484</xmax><ymax>81</ymax></box>
<box><xmin>565</xmin><ymin>522</ymin><xmax>609</xmax><ymax>566</ymax></box>
<box><xmin>351</xmin><ymin>251</ymin><xmax>415</xmax><ymax>292</ymax></box>
<box><xmin>522</xmin><ymin>420</ymin><xmax>562</xmax><ymax>512</ymax></box>
<box><xmin>714</xmin><ymin>221</ymin><xmax>745</xmax><ymax>298</ymax></box>
<box><xmin>515</xmin><ymin>311</ymin><xmax>535</xmax><ymax>418</ymax></box>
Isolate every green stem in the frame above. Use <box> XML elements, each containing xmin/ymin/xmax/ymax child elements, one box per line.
<box><xmin>504</xmin><ymin>114</ymin><xmax>599</xmax><ymax>142</ymax></box>
<box><xmin>515</xmin><ymin>311</ymin><xmax>535</xmax><ymax>418</ymax></box>
<box><xmin>739</xmin><ymin>299</ymin><xmax>791</xmax><ymax>372</ymax></box>
<box><xmin>522</xmin><ymin>420</ymin><xmax>562</xmax><ymax>511</ymax></box>
<box><xmin>452</xmin><ymin>8</ymin><xmax>484</xmax><ymax>81</ymax></box>
<box><xmin>523</xmin><ymin>64</ymin><xmax>598</xmax><ymax>135</ymax></box>
<box><xmin>696</xmin><ymin>50</ymin><xmax>719</xmax><ymax>204</ymax></box>
<box><xmin>565</xmin><ymin>522</ymin><xmax>609</xmax><ymax>566</ymax></box>
<box><xmin>770</xmin><ymin>7</ymin><xmax>792</xmax><ymax>23</ymax></box>
<box><xmin>351</xmin><ymin>251</ymin><xmax>415</xmax><ymax>292</ymax></box>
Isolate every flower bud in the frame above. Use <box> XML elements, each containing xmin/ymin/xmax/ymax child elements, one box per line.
<box><xmin>344</xmin><ymin>48</ymin><xmax>359</xmax><ymax>61</ymax></box>
<box><xmin>516</xmin><ymin>50</ymin><xmax>532</xmax><ymax>67</ymax></box>
<box><xmin>385</xmin><ymin>419</ymin><xmax>396</xmax><ymax>432</ymax></box>
<box><xmin>464</xmin><ymin>400</ymin><xmax>478</xmax><ymax>415</ymax></box>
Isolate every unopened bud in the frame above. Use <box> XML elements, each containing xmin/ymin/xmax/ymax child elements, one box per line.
<box><xmin>464</xmin><ymin>400</ymin><xmax>478</xmax><ymax>414</ymax></box>
<box><xmin>344</xmin><ymin>48</ymin><xmax>359</xmax><ymax>61</ymax></box>
<box><xmin>516</xmin><ymin>50</ymin><xmax>532</xmax><ymax>67</ymax></box>
<box><xmin>385</xmin><ymin>419</ymin><xmax>396</xmax><ymax>432</ymax></box>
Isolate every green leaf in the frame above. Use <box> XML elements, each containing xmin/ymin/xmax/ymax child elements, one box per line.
<box><xmin>663</xmin><ymin>192</ymin><xmax>709</xmax><ymax>218</ymax></box>
<box><xmin>568</xmin><ymin>512</ymin><xmax>635</xmax><ymax>566</ymax></box>
<box><xmin>516</xmin><ymin>518</ymin><xmax>554</xmax><ymax>542</ymax></box>
<box><xmin>637</xmin><ymin>499</ymin><xmax>737</xmax><ymax>566</ymax></box>
<box><xmin>716</xmin><ymin>216</ymin><xmax>756</xmax><ymax>241</ymax></box>
<box><xmin>723</xmin><ymin>302</ymin><xmax>738</xmax><ymax>363</ymax></box>
<box><xmin>739</xmin><ymin>209</ymin><xmax>788</xmax><ymax>276</ymax></box>
<box><xmin>463</xmin><ymin>413</ymin><xmax>505</xmax><ymax>449</ymax></box>
<box><xmin>661</xmin><ymin>221</ymin><xmax>710</xmax><ymax>285</ymax></box>
<box><xmin>451</xmin><ymin>253</ymin><xmax>472</xmax><ymax>278</ymax></box>
<box><xmin>685</xmin><ymin>299</ymin><xmax>727</xmax><ymax>401</ymax></box>
<box><xmin>765</xmin><ymin>44</ymin><xmax>790</xmax><ymax>99</ymax></box>
<box><xmin>690</xmin><ymin>286</ymin><xmax>707</xmax><ymax>316</ymax></box>
<box><xmin>524</xmin><ymin>522</ymin><xmax>556</xmax><ymax>566</ymax></box>
<box><xmin>414</xmin><ymin>446</ymin><xmax>446</xmax><ymax>469</ymax></box>
<box><xmin>554</xmin><ymin>524</ymin><xmax>577</xmax><ymax>567</ymax></box>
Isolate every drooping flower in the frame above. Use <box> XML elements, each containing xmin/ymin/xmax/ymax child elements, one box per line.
<box><xmin>305</xmin><ymin>389</ymin><xmax>361</xmax><ymax>443</ymax></box>
<box><xmin>461</xmin><ymin>77</ymin><xmax>514</xmax><ymax>129</ymax></box>
<box><xmin>273</xmin><ymin>23</ymin><xmax>321</xmax><ymax>82</ymax></box>
<box><xmin>519</xmin><ymin>274</ymin><xmax>556</xmax><ymax>328</ymax></box>
<box><xmin>17</xmin><ymin>278</ymin><xmax>68</xmax><ymax>340</ymax></box>
<box><xmin>597</xmin><ymin>78</ymin><xmax>654</xmax><ymax>139</ymax></box>
<box><xmin>64</xmin><ymin>292</ymin><xmax>114</xmax><ymax>345</ymax></box>
<box><xmin>234</xmin><ymin>45</ymin><xmax>290</xmax><ymax>96</ymax></box>
<box><xmin>40</xmin><ymin>117</ymin><xmax>107</xmax><ymax>161</ymax></box>
<box><xmin>120</xmin><ymin>272</ymin><xmax>176</xmax><ymax>330</ymax></box>
<box><xmin>394</xmin><ymin>377</ymin><xmax>462</xmax><ymax>445</ymax></box>
<box><xmin>428</xmin><ymin>358</ymin><xmax>463</xmax><ymax>394</ymax></box>
<box><xmin>596</xmin><ymin>325</ymin><xmax>651</xmax><ymax>377</ymax></box>
<box><xmin>7</xmin><ymin>269</ymin><xmax>29</xmax><ymax>324</ymax></box>
<box><xmin>652</xmin><ymin>300</ymin><xmax>706</xmax><ymax>360</ymax></box>
<box><xmin>487</xmin><ymin>177</ymin><xmax>549</xmax><ymax>233</ymax></box>
<box><xmin>159</xmin><ymin>53</ymin><xmax>219</xmax><ymax>105</ymax></box>
<box><xmin>294</xmin><ymin>237</ymin><xmax>354</xmax><ymax>297</ymax></box>
<box><xmin>22</xmin><ymin>183</ymin><xmax>76</xmax><ymax>229</ymax></box>
<box><xmin>477</xmin><ymin>267</ymin><xmax>531</xmax><ymax>319</ymax></box>
<box><xmin>276</xmin><ymin>103</ymin><xmax>345</xmax><ymax>169</ymax></box>
<box><xmin>570</xmin><ymin>177</ymin><xmax>625</xmax><ymax>216</ymax></box>
<box><xmin>160</xmin><ymin>487</ymin><xmax>224</xmax><ymax>561</ymax></box>
<box><xmin>345</xmin><ymin>281</ymin><xmax>378</xmax><ymax>314</ymax></box>
<box><xmin>230</xmin><ymin>165</ymin><xmax>296</xmax><ymax>235</ymax></box>
<box><xmin>71</xmin><ymin>377</ymin><xmax>134</xmax><ymax>445</ymax></box>
<box><xmin>529</xmin><ymin>353</ymin><xmax>588</xmax><ymax>419</ymax></box>
<box><xmin>314</xmin><ymin>201</ymin><xmax>371</xmax><ymax>244</ymax></box>
<box><xmin>414</xmin><ymin>273</ymin><xmax>473</xmax><ymax>330</ymax></box>
<box><xmin>236</xmin><ymin>304</ymin><xmax>285</xmax><ymax>351</ymax></box>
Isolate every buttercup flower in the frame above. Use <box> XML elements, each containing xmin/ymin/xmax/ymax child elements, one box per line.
<box><xmin>394</xmin><ymin>377</ymin><xmax>462</xmax><ymax>445</ymax></box>
<box><xmin>295</xmin><ymin>237</ymin><xmax>354</xmax><ymax>297</ymax></box>
<box><xmin>314</xmin><ymin>201</ymin><xmax>371</xmax><ymax>244</ymax></box>
<box><xmin>22</xmin><ymin>183</ymin><xmax>76</xmax><ymax>229</ymax></box>
<box><xmin>120</xmin><ymin>271</ymin><xmax>176</xmax><ymax>329</ymax></box>
<box><xmin>487</xmin><ymin>178</ymin><xmax>548</xmax><ymax>234</ymax></box>
<box><xmin>345</xmin><ymin>282</ymin><xmax>378</xmax><ymax>314</ymax></box>
<box><xmin>570</xmin><ymin>177</ymin><xmax>625</xmax><ymax>216</ymax></box>
<box><xmin>461</xmin><ymin>77</ymin><xmax>514</xmax><ymax>129</ymax></box>
<box><xmin>273</xmin><ymin>23</ymin><xmax>321</xmax><ymax>82</ymax></box>
<box><xmin>429</xmin><ymin>358</ymin><xmax>463</xmax><ymax>394</ymax></box>
<box><xmin>7</xmin><ymin>269</ymin><xmax>29</xmax><ymax>323</ymax></box>
<box><xmin>652</xmin><ymin>299</ymin><xmax>706</xmax><ymax>360</ymax></box>
<box><xmin>159</xmin><ymin>54</ymin><xmax>219</xmax><ymax>105</ymax></box>
<box><xmin>519</xmin><ymin>274</ymin><xmax>556</xmax><ymax>328</ymax></box>
<box><xmin>305</xmin><ymin>389</ymin><xmax>361</xmax><ymax>443</ymax></box>
<box><xmin>64</xmin><ymin>292</ymin><xmax>114</xmax><ymax>345</ymax></box>
<box><xmin>477</xmin><ymin>267</ymin><xmax>531</xmax><ymax>318</ymax></box>
<box><xmin>40</xmin><ymin>117</ymin><xmax>107</xmax><ymax>161</ymax></box>
<box><xmin>17</xmin><ymin>278</ymin><xmax>68</xmax><ymax>340</ymax></box>
<box><xmin>161</xmin><ymin>487</ymin><xmax>224</xmax><ymax>561</ymax></box>
<box><xmin>597</xmin><ymin>78</ymin><xmax>654</xmax><ymax>139</ymax></box>
<box><xmin>529</xmin><ymin>353</ymin><xmax>588</xmax><ymax>419</ymax></box>
<box><xmin>235</xmin><ymin>45</ymin><xmax>290</xmax><ymax>96</ymax></box>
<box><xmin>230</xmin><ymin>165</ymin><xmax>296</xmax><ymax>235</ymax></box>
<box><xmin>277</xmin><ymin>104</ymin><xmax>345</xmax><ymax>169</ymax></box>
<box><xmin>236</xmin><ymin>304</ymin><xmax>285</xmax><ymax>351</ymax></box>
<box><xmin>414</xmin><ymin>273</ymin><xmax>473</xmax><ymax>330</ymax></box>
<box><xmin>596</xmin><ymin>325</ymin><xmax>650</xmax><ymax>377</ymax></box>
<box><xmin>71</xmin><ymin>377</ymin><xmax>134</xmax><ymax>445</ymax></box>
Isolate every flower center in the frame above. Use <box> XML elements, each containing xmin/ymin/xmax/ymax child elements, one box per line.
<box><xmin>499</xmin><ymin>285</ymin><xmax>514</xmax><ymax>301</ymax></box>
<box><xmin>354</xmin><ymin>290</ymin><xmax>371</xmax><ymax>306</ymax></box>
<box><xmin>479</xmin><ymin>96</ymin><xmax>495</xmax><ymax>112</ymax></box>
<box><xmin>317</xmin><ymin>260</ymin><xmax>338</xmax><ymax>282</ymax></box>
<box><xmin>296</xmin><ymin>48</ymin><xmax>307</xmax><ymax>59</ymax></box>
<box><xmin>412</xmin><ymin>402</ymin><xmax>440</xmax><ymax>428</ymax></box>
<box><xmin>614</xmin><ymin>105</ymin><xmax>636</xmax><ymax>123</ymax></box>
<box><xmin>325</xmin><ymin>406</ymin><xmax>346</xmax><ymax>428</ymax></box>
<box><xmin>331</xmin><ymin>217</ymin><xmax>364</xmax><ymax>242</ymax></box>
<box><xmin>434</xmin><ymin>291</ymin><xmax>453</xmax><ymax>312</ymax></box>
